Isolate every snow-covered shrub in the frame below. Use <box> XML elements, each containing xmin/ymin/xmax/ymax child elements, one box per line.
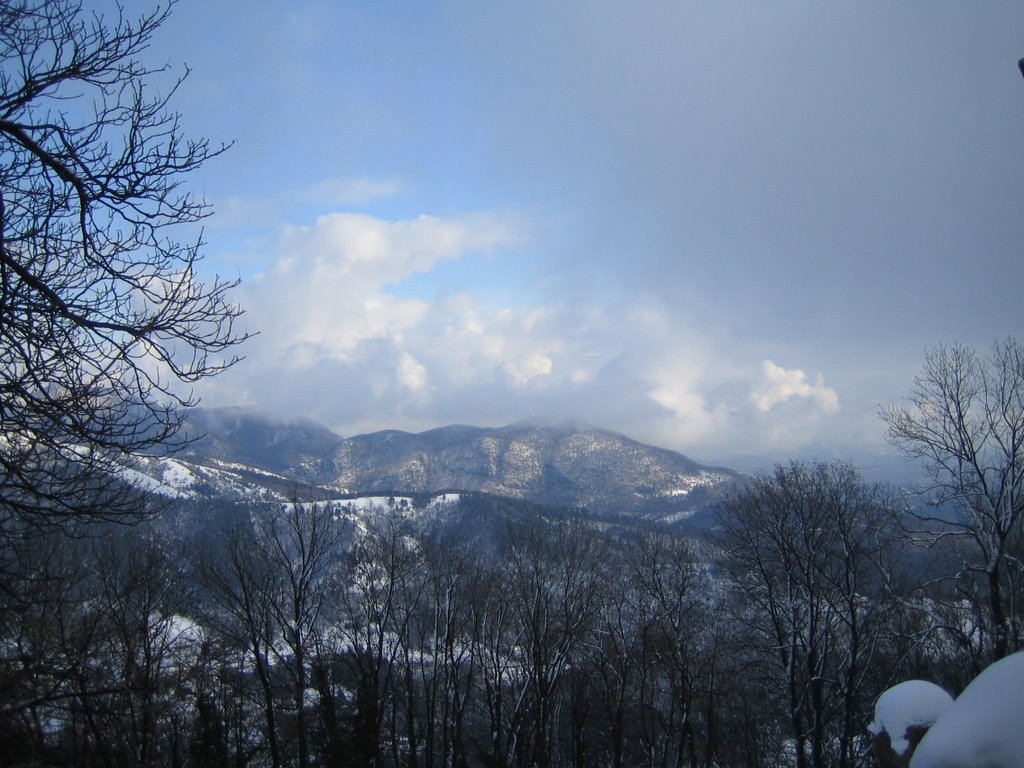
<box><xmin>868</xmin><ymin>680</ymin><xmax>953</xmax><ymax>767</ymax></box>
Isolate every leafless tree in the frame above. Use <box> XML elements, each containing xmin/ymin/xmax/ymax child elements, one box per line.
<box><xmin>630</xmin><ymin>529</ymin><xmax>713</xmax><ymax>768</ymax></box>
<box><xmin>883</xmin><ymin>338</ymin><xmax>1024</xmax><ymax>661</ymax></box>
<box><xmin>337</xmin><ymin>509</ymin><xmax>423</xmax><ymax>767</ymax></box>
<box><xmin>715</xmin><ymin>461</ymin><xmax>895</xmax><ymax>768</ymax></box>
<box><xmin>502</xmin><ymin>518</ymin><xmax>606</xmax><ymax>768</ymax></box>
<box><xmin>196</xmin><ymin>517</ymin><xmax>285</xmax><ymax>768</ymax></box>
<box><xmin>0</xmin><ymin>524</ymin><xmax>95</xmax><ymax>760</ymax></box>
<box><xmin>256</xmin><ymin>501</ymin><xmax>350</xmax><ymax>768</ymax></box>
<box><xmin>584</xmin><ymin>559</ymin><xmax>644</xmax><ymax>768</ymax></box>
<box><xmin>89</xmin><ymin>530</ymin><xmax>197</xmax><ymax>768</ymax></box>
<box><xmin>0</xmin><ymin>525</ymin><xmax>200</xmax><ymax>765</ymax></box>
<box><xmin>403</xmin><ymin>529</ymin><xmax>477</xmax><ymax>768</ymax></box>
<box><xmin>468</xmin><ymin>555</ymin><xmax>519</xmax><ymax>767</ymax></box>
<box><xmin>0</xmin><ymin>0</ymin><xmax>247</xmax><ymax>526</ymax></box>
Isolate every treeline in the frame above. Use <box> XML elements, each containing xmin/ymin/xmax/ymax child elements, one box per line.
<box><xmin>1</xmin><ymin>460</ymin><xmax>1014</xmax><ymax>768</ymax></box>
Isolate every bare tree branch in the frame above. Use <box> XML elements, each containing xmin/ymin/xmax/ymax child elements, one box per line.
<box><xmin>0</xmin><ymin>0</ymin><xmax>251</xmax><ymax>526</ymax></box>
<box><xmin>882</xmin><ymin>338</ymin><xmax>1024</xmax><ymax>661</ymax></box>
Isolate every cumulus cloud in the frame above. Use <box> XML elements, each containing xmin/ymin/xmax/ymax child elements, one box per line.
<box><xmin>750</xmin><ymin>361</ymin><xmax>839</xmax><ymax>413</ymax></box>
<box><xmin>428</xmin><ymin>303</ymin><xmax>561</xmax><ymax>387</ymax></box>
<box><xmin>246</xmin><ymin>211</ymin><xmax>515</xmax><ymax>362</ymax></box>
<box><xmin>201</xmin><ymin>209</ymin><xmax>850</xmax><ymax>459</ymax></box>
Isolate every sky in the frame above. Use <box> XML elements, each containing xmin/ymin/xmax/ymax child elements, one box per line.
<box><xmin>135</xmin><ymin>1</ymin><xmax>1024</xmax><ymax>467</ymax></box>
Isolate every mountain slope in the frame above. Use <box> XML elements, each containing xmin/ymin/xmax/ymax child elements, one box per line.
<box><xmin>317</xmin><ymin>421</ymin><xmax>737</xmax><ymax>519</ymax></box>
<box><xmin>180</xmin><ymin>406</ymin><xmax>345</xmax><ymax>474</ymax></box>
<box><xmin>163</xmin><ymin>409</ymin><xmax>739</xmax><ymax>521</ymax></box>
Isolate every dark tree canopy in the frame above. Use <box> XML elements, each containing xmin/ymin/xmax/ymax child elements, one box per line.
<box><xmin>0</xmin><ymin>1</ymin><xmax>248</xmax><ymax>524</ymax></box>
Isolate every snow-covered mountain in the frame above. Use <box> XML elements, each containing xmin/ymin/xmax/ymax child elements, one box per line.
<box><xmin>139</xmin><ymin>408</ymin><xmax>741</xmax><ymax>523</ymax></box>
<box><xmin>180</xmin><ymin>407</ymin><xmax>345</xmax><ymax>474</ymax></box>
<box><xmin>313</xmin><ymin>421</ymin><xmax>737</xmax><ymax>520</ymax></box>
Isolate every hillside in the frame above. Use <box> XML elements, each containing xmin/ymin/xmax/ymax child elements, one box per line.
<box><xmin>166</xmin><ymin>409</ymin><xmax>740</xmax><ymax>522</ymax></box>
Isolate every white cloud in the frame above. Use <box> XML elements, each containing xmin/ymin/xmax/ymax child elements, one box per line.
<box><xmin>173</xmin><ymin>0</ymin><xmax>1022</xmax><ymax>467</ymax></box>
<box><xmin>304</xmin><ymin>176</ymin><xmax>406</xmax><ymax>205</ymax></box>
<box><xmin>202</xmin><ymin>211</ymin><xmax>852</xmax><ymax>459</ymax></box>
<box><xmin>635</xmin><ymin>319</ymin><xmax>728</xmax><ymax>446</ymax></box>
<box><xmin>750</xmin><ymin>360</ymin><xmax>839</xmax><ymax>413</ymax></box>
<box><xmin>647</xmin><ymin>372</ymin><xmax>724</xmax><ymax>445</ymax></box>
<box><xmin>510</xmin><ymin>352</ymin><xmax>553</xmax><ymax>383</ymax></box>
<box><xmin>414</xmin><ymin>300</ymin><xmax>563</xmax><ymax>389</ymax></box>
<box><xmin>247</xmin><ymin>211</ymin><xmax>515</xmax><ymax>362</ymax></box>
<box><xmin>397</xmin><ymin>351</ymin><xmax>429</xmax><ymax>393</ymax></box>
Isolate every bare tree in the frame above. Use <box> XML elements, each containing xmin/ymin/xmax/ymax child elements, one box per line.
<box><xmin>882</xmin><ymin>338</ymin><xmax>1024</xmax><ymax>661</ymax></box>
<box><xmin>403</xmin><ymin>528</ymin><xmax>476</xmax><ymax>768</ymax></box>
<box><xmin>630</xmin><ymin>529</ymin><xmax>712</xmax><ymax>768</ymax></box>
<box><xmin>503</xmin><ymin>517</ymin><xmax>606</xmax><ymax>768</ymax></box>
<box><xmin>196</xmin><ymin>518</ymin><xmax>285</xmax><ymax>768</ymax></box>
<box><xmin>715</xmin><ymin>461</ymin><xmax>895</xmax><ymax>768</ymax></box>
<box><xmin>0</xmin><ymin>0</ymin><xmax>247</xmax><ymax>526</ymax></box>
<box><xmin>90</xmin><ymin>530</ymin><xmax>197</xmax><ymax>768</ymax></box>
<box><xmin>257</xmin><ymin>501</ymin><xmax>350</xmax><ymax>768</ymax></box>
<box><xmin>468</xmin><ymin>555</ymin><xmax>519</xmax><ymax>768</ymax></box>
<box><xmin>0</xmin><ymin>525</ymin><xmax>200</xmax><ymax>766</ymax></box>
<box><xmin>583</xmin><ymin>559</ymin><xmax>643</xmax><ymax>768</ymax></box>
<box><xmin>0</xmin><ymin>525</ymin><xmax>96</xmax><ymax>762</ymax></box>
<box><xmin>338</xmin><ymin>509</ymin><xmax>423</xmax><ymax>767</ymax></box>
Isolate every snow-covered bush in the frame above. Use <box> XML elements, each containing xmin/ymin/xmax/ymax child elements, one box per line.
<box><xmin>868</xmin><ymin>680</ymin><xmax>953</xmax><ymax>767</ymax></box>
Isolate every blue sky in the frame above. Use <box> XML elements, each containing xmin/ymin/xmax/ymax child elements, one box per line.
<box><xmin>138</xmin><ymin>1</ymin><xmax>1024</xmax><ymax>465</ymax></box>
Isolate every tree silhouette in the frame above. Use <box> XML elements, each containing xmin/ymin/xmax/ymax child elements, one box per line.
<box><xmin>0</xmin><ymin>1</ymin><xmax>248</xmax><ymax>526</ymax></box>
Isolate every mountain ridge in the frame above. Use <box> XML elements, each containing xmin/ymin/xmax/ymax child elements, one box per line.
<box><xmin>175</xmin><ymin>407</ymin><xmax>740</xmax><ymax>521</ymax></box>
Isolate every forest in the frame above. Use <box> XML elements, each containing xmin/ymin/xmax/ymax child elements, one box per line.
<box><xmin>2</xmin><ymin>452</ymin><xmax>1019</xmax><ymax>768</ymax></box>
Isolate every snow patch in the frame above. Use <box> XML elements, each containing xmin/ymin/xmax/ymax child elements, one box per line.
<box><xmin>159</xmin><ymin>459</ymin><xmax>197</xmax><ymax>491</ymax></box>
<box><xmin>659</xmin><ymin>509</ymin><xmax>697</xmax><ymax>524</ymax></box>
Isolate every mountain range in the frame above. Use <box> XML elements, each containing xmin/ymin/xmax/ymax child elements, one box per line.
<box><xmin>136</xmin><ymin>407</ymin><xmax>741</xmax><ymax>523</ymax></box>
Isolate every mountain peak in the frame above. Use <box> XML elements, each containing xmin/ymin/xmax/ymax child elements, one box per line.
<box><xmin>181</xmin><ymin>406</ymin><xmax>344</xmax><ymax>473</ymax></box>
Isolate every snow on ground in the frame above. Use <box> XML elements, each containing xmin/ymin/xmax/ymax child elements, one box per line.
<box><xmin>331</xmin><ymin>493</ymin><xmax>460</xmax><ymax>519</ymax></box>
<box><xmin>663</xmin><ymin>470</ymin><xmax>730</xmax><ymax>497</ymax></box>
<box><xmin>341</xmin><ymin>496</ymin><xmax>411</xmax><ymax>511</ymax></box>
<box><xmin>910</xmin><ymin>652</ymin><xmax>1024</xmax><ymax>768</ymax></box>
<box><xmin>118</xmin><ymin>464</ymin><xmax>171</xmax><ymax>495</ymax></box>
<box><xmin>206</xmin><ymin>458</ymin><xmax>297</xmax><ymax>482</ymax></box>
<box><xmin>117</xmin><ymin>456</ymin><xmax>201</xmax><ymax>499</ymax></box>
<box><xmin>659</xmin><ymin>510</ymin><xmax>698</xmax><ymax>524</ymax></box>
<box><xmin>431</xmin><ymin>493</ymin><xmax>461</xmax><ymax>505</ymax></box>
<box><xmin>279</xmin><ymin>494</ymin><xmax>462</xmax><ymax>532</ymax></box>
<box><xmin>158</xmin><ymin>459</ymin><xmax>198</xmax><ymax>492</ymax></box>
<box><xmin>869</xmin><ymin>680</ymin><xmax>953</xmax><ymax>755</ymax></box>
